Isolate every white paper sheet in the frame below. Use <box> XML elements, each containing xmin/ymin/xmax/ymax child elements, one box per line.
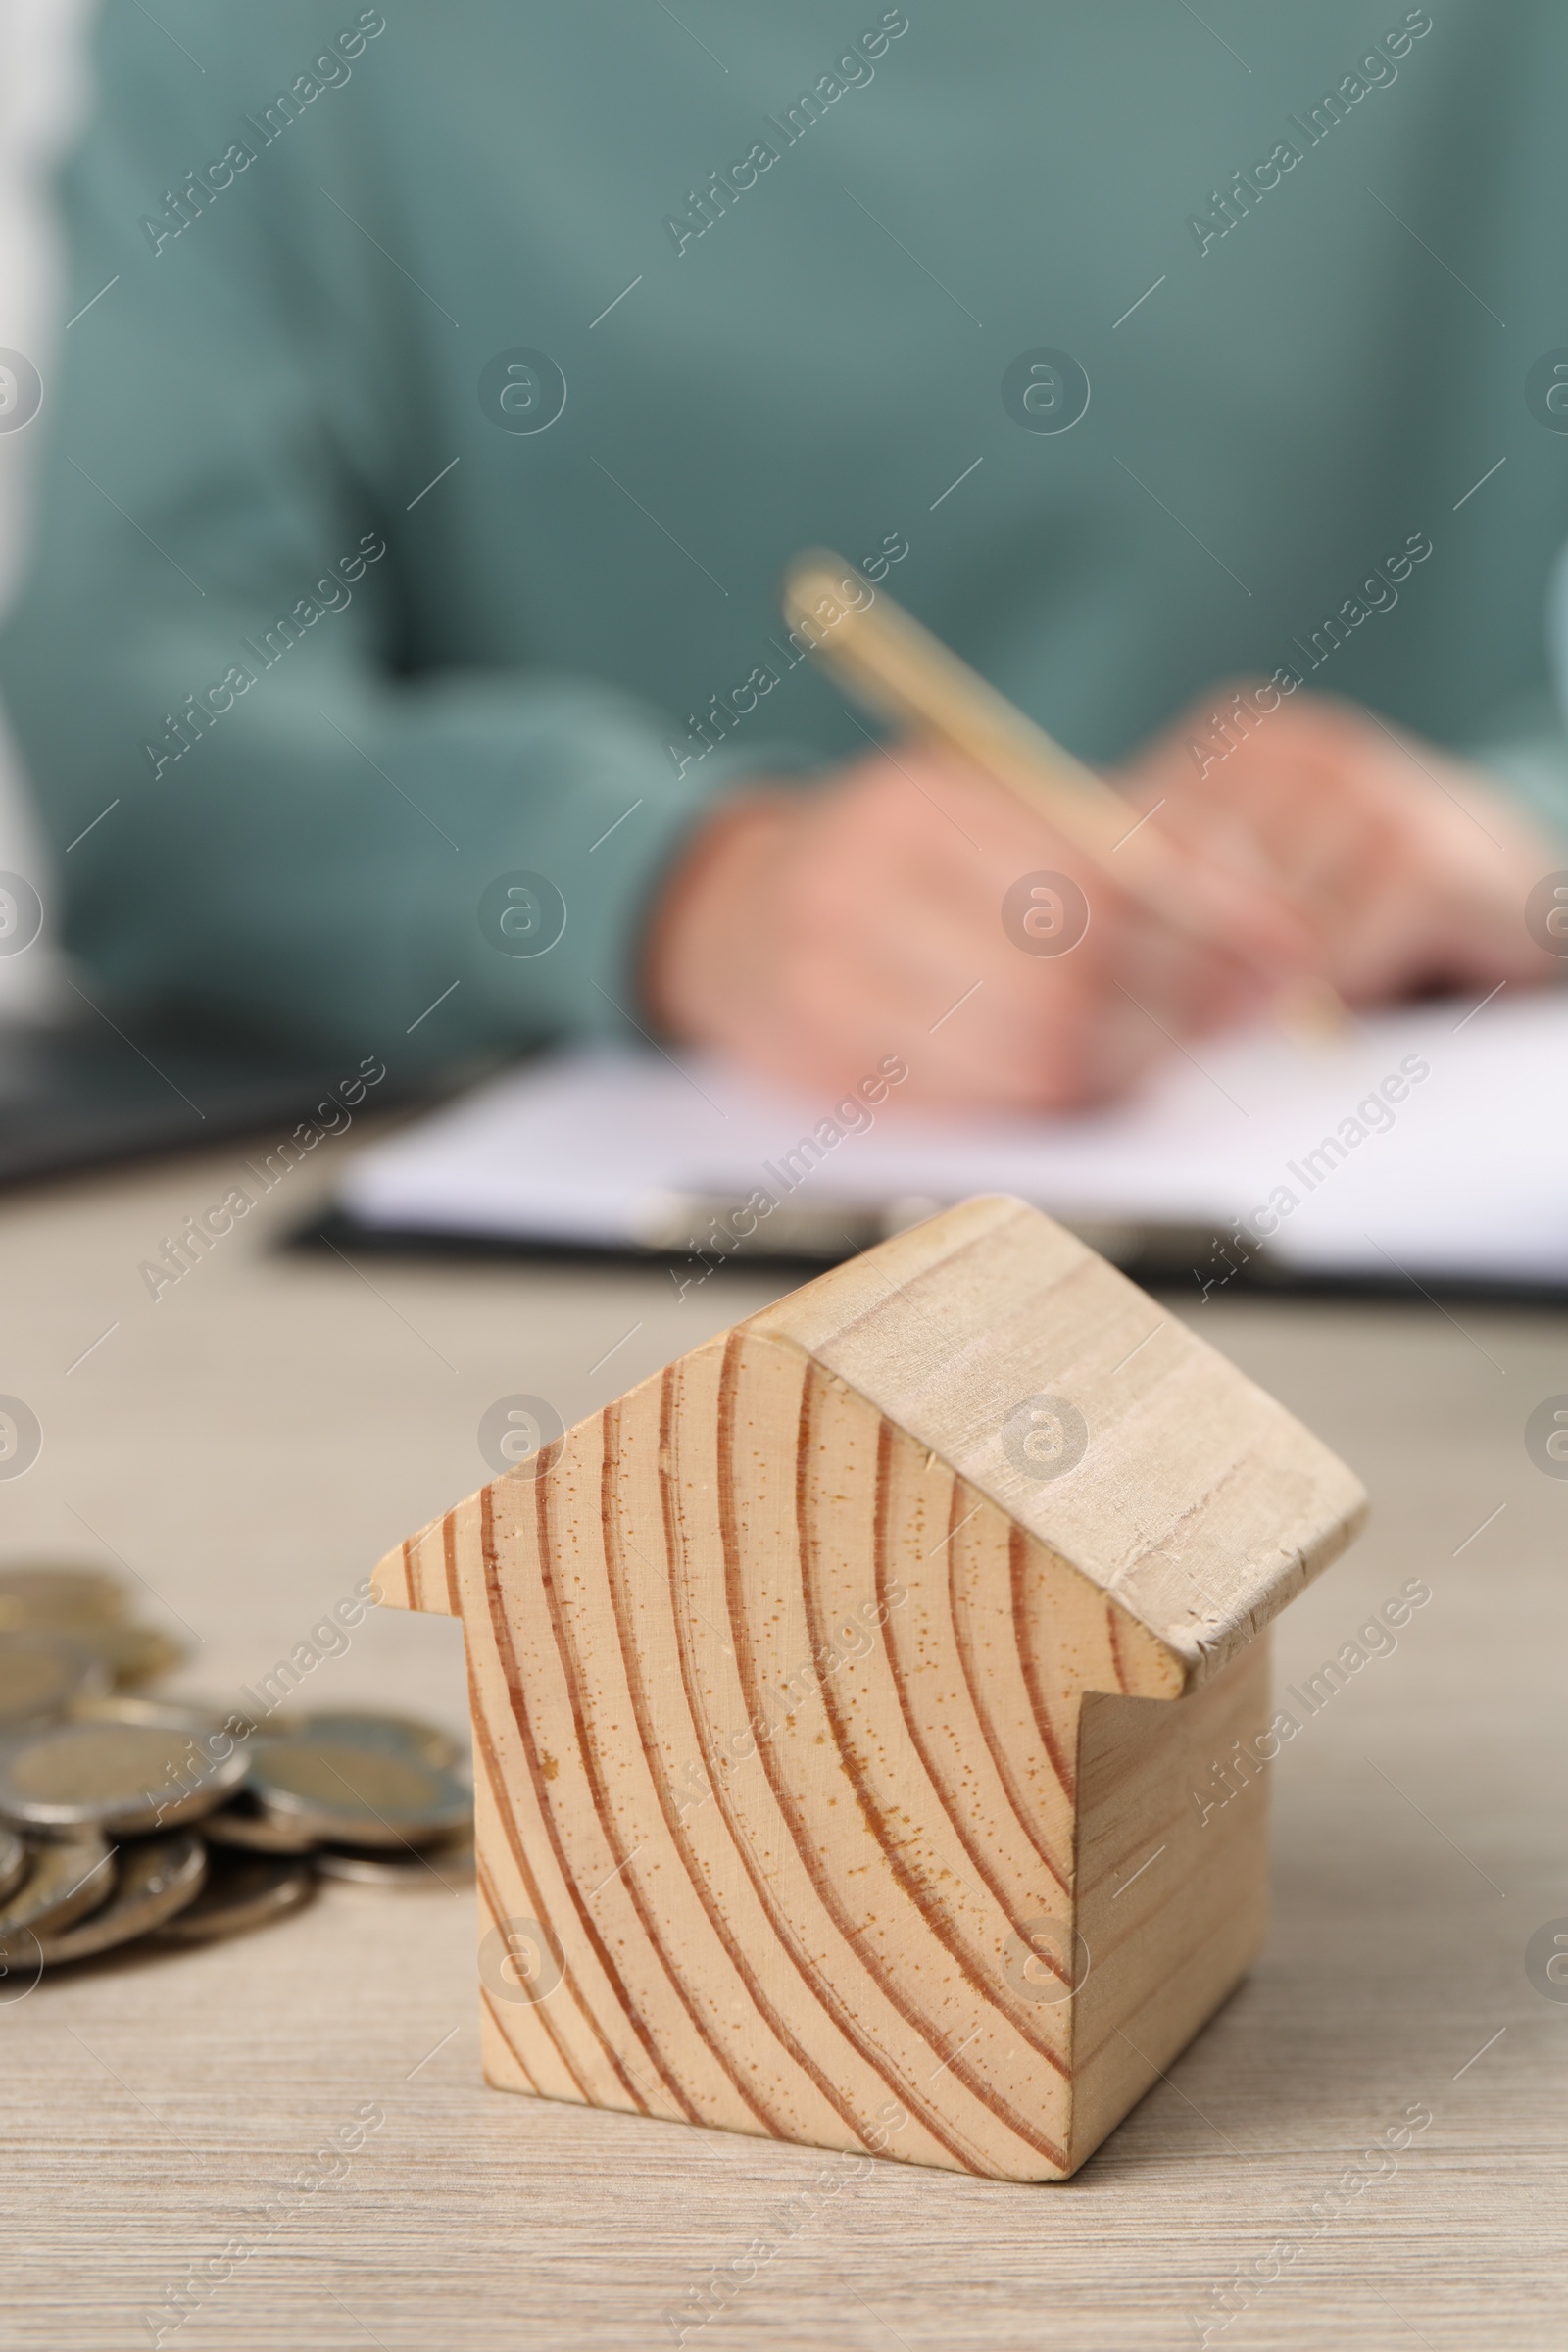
<box><xmin>338</xmin><ymin>990</ymin><xmax>1568</xmax><ymax>1286</ymax></box>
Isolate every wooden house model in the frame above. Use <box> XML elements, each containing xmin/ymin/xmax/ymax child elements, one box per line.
<box><xmin>374</xmin><ymin>1196</ymin><xmax>1366</xmax><ymax>2181</ymax></box>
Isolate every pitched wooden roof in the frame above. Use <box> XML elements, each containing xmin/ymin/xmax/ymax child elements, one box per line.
<box><xmin>743</xmin><ymin>1195</ymin><xmax>1366</xmax><ymax>1686</ymax></box>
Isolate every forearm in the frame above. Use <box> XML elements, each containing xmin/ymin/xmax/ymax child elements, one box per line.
<box><xmin>0</xmin><ymin>580</ymin><xmax>776</xmax><ymax>1057</ymax></box>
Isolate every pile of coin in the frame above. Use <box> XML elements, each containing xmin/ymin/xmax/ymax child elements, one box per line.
<box><xmin>0</xmin><ymin>1564</ymin><xmax>471</xmax><ymax>1978</ymax></box>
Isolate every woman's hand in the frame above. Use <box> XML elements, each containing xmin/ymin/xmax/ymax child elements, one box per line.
<box><xmin>1119</xmin><ymin>685</ymin><xmax>1563</xmax><ymax>1004</ymax></box>
<box><xmin>644</xmin><ymin>741</ymin><xmax>1307</xmax><ymax>1109</ymax></box>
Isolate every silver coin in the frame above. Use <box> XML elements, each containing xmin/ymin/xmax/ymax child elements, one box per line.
<box><xmin>0</xmin><ymin>1711</ymin><xmax>247</xmax><ymax>1834</ymax></box>
<box><xmin>248</xmin><ymin>1738</ymin><xmax>472</xmax><ymax>1848</ymax></box>
<box><xmin>225</xmin><ymin>1703</ymin><xmax>302</xmax><ymax>1741</ymax></box>
<box><xmin>315</xmin><ymin>1836</ymin><xmax>475</xmax><ymax>1886</ymax></box>
<box><xmin>155</xmin><ymin>1851</ymin><xmax>315</xmax><ymax>1944</ymax></box>
<box><xmin>201</xmin><ymin>1792</ymin><xmax>319</xmax><ymax>1854</ymax></box>
<box><xmin>34</xmin><ymin>1833</ymin><xmax>205</xmax><ymax>1964</ymax></box>
<box><xmin>76</xmin><ymin>1692</ymin><xmax>301</xmax><ymax>1741</ymax></box>
<box><xmin>64</xmin><ymin>1621</ymin><xmax>189</xmax><ymax>1689</ymax></box>
<box><xmin>71</xmin><ymin>1692</ymin><xmax>231</xmax><ymax>1735</ymax></box>
<box><xmin>0</xmin><ymin>1632</ymin><xmax>109</xmax><ymax>1733</ymax></box>
<box><xmin>0</xmin><ymin>1831</ymin><xmax>113</xmax><ymax>1940</ymax></box>
<box><xmin>299</xmin><ymin>1709</ymin><xmax>465</xmax><ymax>1773</ymax></box>
<box><xmin>0</xmin><ymin>1824</ymin><xmax>24</xmax><ymax>1902</ymax></box>
<box><xmin>0</xmin><ymin>1565</ymin><xmax>127</xmax><ymax>1631</ymax></box>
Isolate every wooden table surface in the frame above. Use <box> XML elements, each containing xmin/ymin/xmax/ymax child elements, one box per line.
<box><xmin>3</xmin><ymin>1132</ymin><xmax>1565</xmax><ymax>2351</ymax></box>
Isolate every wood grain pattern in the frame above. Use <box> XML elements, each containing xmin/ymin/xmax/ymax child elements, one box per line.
<box><xmin>375</xmin><ymin>1200</ymin><xmax>1365</xmax><ymax>2179</ymax></box>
